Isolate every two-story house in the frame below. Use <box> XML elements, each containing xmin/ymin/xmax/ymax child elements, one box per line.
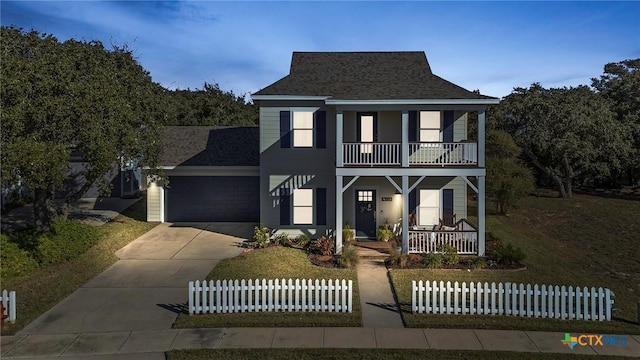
<box><xmin>147</xmin><ymin>51</ymin><xmax>498</xmax><ymax>256</ymax></box>
<box><xmin>252</xmin><ymin>51</ymin><xmax>498</xmax><ymax>255</ymax></box>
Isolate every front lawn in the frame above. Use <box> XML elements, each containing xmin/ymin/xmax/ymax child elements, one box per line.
<box><xmin>391</xmin><ymin>193</ymin><xmax>640</xmax><ymax>334</ymax></box>
<box><xmin>173</xmin><ymin>247</ymin><xmax>361</xmax><ymax>328</ymax></box>
<box><xmin>0</xmin><ymin>198</ymin><xmax>157</xmax><ymax>335</ymax></box>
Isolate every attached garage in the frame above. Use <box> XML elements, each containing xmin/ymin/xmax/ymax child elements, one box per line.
<box><xmin>147</xmin><ymin>126</ymin><xmax>260</xmax><ymax>223</ymax></box>
<box><xmin>165</xmin><ymin>176</ymin><xmax>259</xmax><ymax>222</ymax></box>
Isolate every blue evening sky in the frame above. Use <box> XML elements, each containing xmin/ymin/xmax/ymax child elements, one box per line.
<box><xmin>2</xmin><ymin>1</ymin><xmax>639</xmax><ymax>98</ymax></box>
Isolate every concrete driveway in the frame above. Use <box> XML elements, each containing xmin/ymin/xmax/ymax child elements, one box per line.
<box><xmin>18</xmin><ymin>222</ymin><xmax>252</xmax><ymax>335</ymax></box>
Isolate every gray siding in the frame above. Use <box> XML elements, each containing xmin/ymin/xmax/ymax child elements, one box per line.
<box><xmin>259</xmin><ymin>101</ymin><xmax>336</xmax><ymax>236</ymax></box>
<box><xmin>453</xmin><ymin>111</ymin><xmax>468</xmax><ymax>142</ymax></box>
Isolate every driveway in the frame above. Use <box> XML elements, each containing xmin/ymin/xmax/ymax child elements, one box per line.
<box><xmin>18</xmin><ymin>222</ymin><xmax>251</xmax><ymax>335</ymax></box>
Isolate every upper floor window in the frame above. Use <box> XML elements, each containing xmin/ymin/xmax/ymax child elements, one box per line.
<box><xmin>419</xmin><ymin>111</ymin><xmax>440</xmax><ymax>143</ymax></box>
<box><xmin>279</xmin><ymin>109</ymin><xmax>326</xmax><ymax>149</ymax></box>
<box><xmin>293</xmin><ymin>111</ymin><xmax>314</xmax><ymax>147</ymax></box>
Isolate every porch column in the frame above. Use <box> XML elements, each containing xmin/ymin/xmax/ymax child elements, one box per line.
<box><xmin>402</xmin><ymin>175</ymin><xmax>409</xmax><ymax>254</ymax></box>
<box><xmin>401</xmin><ymin>110</ymin><xmax>409</xmax><ymax>167</ymax></box>
<box><xmin>478</xmin><ymin>109</ymin><xmax>486</xmax><ymax>168</ymax></box>
<box><xmin>477</xmin><ymin>109</ymin><xmax>486</xmax><ymax>256</ymax></box>
<box><xmin>335</xmin><ymin>175</ymin><xmax>343</xmax><ymax>254</ymax></box>
<box><xmin>336</xmin><ymin>111</ymin><xmax>344</xmax><ymax>167</ymax></box>
<box><xmin>478</xmin><ymin>175</ymin><xmax>486</xmax><ymax>256</ymax></box>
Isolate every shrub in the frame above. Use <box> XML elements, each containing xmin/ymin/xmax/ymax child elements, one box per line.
<box><xmin>35</xmin><ymin>217</ymin><xmax>100</xmax><ymax>265</ymax></box>
<box><xmin>468</xmin><ymin>256</ymin><xmax>487</xmax><ymax>270</ymax></box>
<box><xmin>494</xmin><ymin>242</ymin><xmax>526</xmax><ymax>266</ymax></box>
<box><xmin>376</xmin><ymin>225</ymin><xmax>394</xmax><ymax>242</ymax></box>
<box><xmin>252</xmin><ymin>225</ymin><xmax>271</xmax><ymax>248</ymax></box>
<box><xmin>310</xmin><ymin>236</ymin><xmax>334</xmax><ymax>256</ymax></box>
<box><xmin>342</xmin><ymin>223</ymin><xmax>354</xmax><ymax>242</ymax></box>
<box><xmin>273</xmin><ymin>233</ymin><xmax>290</xmax><ymax>246</ymax></box>
<box><xmin>0</xmin><ymin>234</ymin><xmax>40</xmax><ymax>277</ymax></box>
<box><xmin>439</xmin><ymin>245</ymin><xmax>459</xmax><ymax>265</ymax></box>
<box><xmin>388</xmin><ymin>245</ymin><xmax>408</xmax><ymax>268</ymax></box>
<box><xmin>294</xmin><ymin>234</ymin><xmax>311</xmax><ymax>247</ymax></box>
<box><xmin>422</xmin><ymin>253</ymin><xmax>443</xmax><ymax>269</ymax></box>
<box><xmin>337</xmin><ymin>245</ymin><xmax>359</xmax><ymax>268</ymax></box>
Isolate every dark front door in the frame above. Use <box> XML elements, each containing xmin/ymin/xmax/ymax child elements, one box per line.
<box><xmin>355</xmin><ymin>190</ymin><xmax>376</xmax><ymax>238</ymax></box>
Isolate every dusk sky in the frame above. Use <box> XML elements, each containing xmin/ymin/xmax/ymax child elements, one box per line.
<box><xmin>2</xmin><ymin>1</ymin><xmax>639</xmax><ymax>99</ymax></box>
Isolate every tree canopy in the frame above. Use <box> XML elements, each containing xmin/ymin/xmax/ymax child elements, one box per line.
<box><xmin>1</xmin><ymin>27</ymin><xmax>164</xmax><ymax>230</ymax></box>
<box><xmin>489</xmin><ymin>82</ymin><xmax>635</xmax><ymax>198</ymax></box>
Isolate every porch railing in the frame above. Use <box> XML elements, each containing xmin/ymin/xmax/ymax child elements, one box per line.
<box><xmin>341</xmin><ymin>142</ymin><xmax>477</xmax><ymax>166</ymax></box>
<box><xmin>343</xmin><ymin>143</ymin><xmax>401</xmax><ymax>165</ymax></box>
<box><xmin>408</xmin><ymin>220</ymin><xmax>478</xmax><ymax>254</ymax></box>
<box><xmin>408</xmin><ymin>142</ymin><xmax>477</xmax><ymax>166</ymax></box>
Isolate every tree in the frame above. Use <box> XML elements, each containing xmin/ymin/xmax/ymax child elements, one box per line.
<box><xmin>491</xmin><ymin>83</ymin><xmax>633</xmax><ymax>198</ymax></box>
<box><xmin>163</xmin><ymin>82</ymin><xmax>258</xmax><ymax>126</ymax></box>
<box><xmin>591</xmin><ymin>58</ymin><xmax>640</xmax><ymax>185</ymax></box>
<box><xmin>485</xmin><ymin>130</ymin><xmax>535</xmax><ymax>214</ymax></box>
<box><xmin>1</xmin><ymin>27</ymin><xmax>163</xmax><ymax>230</ymax></box>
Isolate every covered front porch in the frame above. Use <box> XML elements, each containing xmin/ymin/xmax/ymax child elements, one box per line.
<box><xmin>335</xmin><ymin>171</ymin><xmax>485</xmax><ymax>256</ymax></box>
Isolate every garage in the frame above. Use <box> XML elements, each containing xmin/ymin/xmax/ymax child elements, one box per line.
<box><xmin>165</xmin><ymin>176</ymin><xmax>259</xmax><ymax>222</ymax></box>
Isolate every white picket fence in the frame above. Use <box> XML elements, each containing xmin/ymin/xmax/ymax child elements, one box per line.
<box><xmin>189</xmin><ymin>278</ymin><xmax>353</xmax><ymax>314</ymax></box>
<box><xmin>1</xmin><ymin>290</ymin><xmax>16</xmax><ymax>324</ymax></box>
<box><xmin>412</xmin><ymin>280</ymin><xmax>613</xmax><ymax>321</ymax></box>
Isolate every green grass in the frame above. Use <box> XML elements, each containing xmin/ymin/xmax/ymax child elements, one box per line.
<box><xmin>0</xmin><ymin>198</ymin><xmax>157</xmax><ymax>335</ymax></box>
<box><xmin>166</xmin><ymin>348</ymin><xmax>629</xmax><ymax>360</ymax></box>
<box><xmin>173</xmin><ymin>247</ymin><xmax>361</xmax><ymax>328</ymax></box>
<box><xmin>391</xmin><ymin>193</ymin><xmax>640</xmax><ymax>334</ymax></box>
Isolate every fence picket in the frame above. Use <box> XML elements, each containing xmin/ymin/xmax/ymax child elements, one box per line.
<box><xmin>409</xmin><ymin>280</ymin><xmax>612</xmax><ymax>322</ymax></box>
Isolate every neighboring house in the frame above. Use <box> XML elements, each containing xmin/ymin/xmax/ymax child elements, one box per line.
<box><xmin>147</xmin><ymin>51</ymin><xmax>498</xmax><ymax>256</ymax></box>
<box><xmin>146</xmin><ymin>126</ymin><xmax>260</xmax><ymax>222</ymax></box>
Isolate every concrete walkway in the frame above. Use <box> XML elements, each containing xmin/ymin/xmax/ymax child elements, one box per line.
<box><xmin>3</xmin><ymin>328</ymin><xmax>639</xmax><ymax>358</ymax></box>
<box><xmin>355</xmin><ymin>246</ymin><xmax>404</xmax><ymax>328</ymax></box>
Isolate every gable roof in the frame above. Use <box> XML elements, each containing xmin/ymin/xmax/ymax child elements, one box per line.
<box><xmin>253</xmin><ymin>51</ymin><xmax>496</xmax><ymax>100</ymax></box>
<box><xmin>161</xmin><ymin>126</ymin><xmax>259</xmax><ymax>167</ymax></box>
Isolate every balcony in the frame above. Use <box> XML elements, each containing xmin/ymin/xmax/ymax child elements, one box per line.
<box><xmin>342</xmin><ymin>142</ymin><xmax>477</xmax><ymax>167</ymax></box>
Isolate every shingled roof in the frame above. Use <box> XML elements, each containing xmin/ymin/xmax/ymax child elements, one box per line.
<box><xmin>253</xmin><ymin>52</ymin><xmax>495</xmax><ymax>100</ymax></box>
<box><xmin>161</xmin><ymin>126</ymin><xmax>259</xmax><ymax>167</ymax></box>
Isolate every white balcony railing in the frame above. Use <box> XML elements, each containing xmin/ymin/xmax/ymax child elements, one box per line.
<box><xmin>343</xmin><ymin>143</ymin><xmax>401</xmax><ymax>166</ymax></box>
<box><xmin>408</xmin><ymin>142</ymin><xmax>477</xmax><ymax>166</ymax></box>
<box><xmin>342</xmin><ymin>142</ymin><xmax>477</xmax><ymax>166</ymax></box>
<box><xmin>408</xmin><ymin>229</ymin><xmax>478</xmax><ymax>254</ymax></box>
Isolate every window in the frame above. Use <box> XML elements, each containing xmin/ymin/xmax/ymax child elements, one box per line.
<box><xmin>293</xmin><ymin>188</ymin><xmax>313</xmax><ymax>224</ymax></box>
<box><xmin>358</xmin><ymin>190</ymin><xmax>373</xmax><ymax>202</ymax></box>
<box><xmin>419</xmin><ymin>111</ymin><xmax>440</xmax><ymax>143</ymax></box>
<box><xmin>293</xmin><ymin>111</ymin><xmax>314</xmax><ymax>147</ymax></box>
<box><xmin>418</xmin><ymin>189</ymin><xmax>440</xmax><ymax>226</ymax></box>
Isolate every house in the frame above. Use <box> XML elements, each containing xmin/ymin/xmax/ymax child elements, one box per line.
<box><xmin>148</xmin><ymin>51</ymin><xmax>499</xmax><ymax>256</ymax></box>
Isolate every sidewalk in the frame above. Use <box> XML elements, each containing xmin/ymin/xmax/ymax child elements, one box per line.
<box><xmin>2</xmin><ymin>327</ymin><xmax>639</xmax><ymax>358</ymax></box>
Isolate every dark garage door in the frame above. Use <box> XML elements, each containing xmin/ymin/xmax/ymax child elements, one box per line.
<box><xmin>166</xmin><ymin>176</ymin><xmax>259</xmax><ymax>222</ymax></box>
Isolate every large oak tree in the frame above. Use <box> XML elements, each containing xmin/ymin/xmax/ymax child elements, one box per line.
<box><xmin>1</xmin><ymin>27</ymin><xmax>163</xmax><ymax>230</ymax></box>
<box><xmin>491</xmin><ymin>83</ymin><xmax>633</xmax><ymax>198</ymax></box>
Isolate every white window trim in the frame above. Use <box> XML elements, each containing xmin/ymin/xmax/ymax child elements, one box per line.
<box><xmin>293</xmin><ymin>188</ymin><xmax>314</xmax><ymax>225</ymax></box>
<box><xmin>291</xmin><ymin>108</ymin><xmax>319</xmax><ymax>148</ymax></box>
<box><xmin>419</xmin><ymin>111</ymin><xmax>442</xmax><ymax>144</ymax></box>
<box><xmin>418</xmin><ymin>188</ymin><xmax>441</xmax><ymax>227</ymax></box>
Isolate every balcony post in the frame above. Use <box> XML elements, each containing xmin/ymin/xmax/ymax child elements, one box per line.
<box><xmin>478</xmin><ymin>175</ymin><xmax>486</xmax><ymax>256</ymax></box>
<box><xmin>402</xmin><ymin>110</ymin><xmax>409</xmax><ymax>167</ymax></box>
<box><xmin>336</xmin><ymin>111</ymin><xmax>344</xmax><ymax>167</ymax></box>
<box><xmin>402</xmin><ymin>175</ymin><xmax>409</xmax><ymax>254</ymax></box>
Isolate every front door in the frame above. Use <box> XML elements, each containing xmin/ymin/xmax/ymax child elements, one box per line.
<box><xmin>355</xmin><ymin>190</ymin><xmax>376</xmax><ymax>238</ymax></box>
